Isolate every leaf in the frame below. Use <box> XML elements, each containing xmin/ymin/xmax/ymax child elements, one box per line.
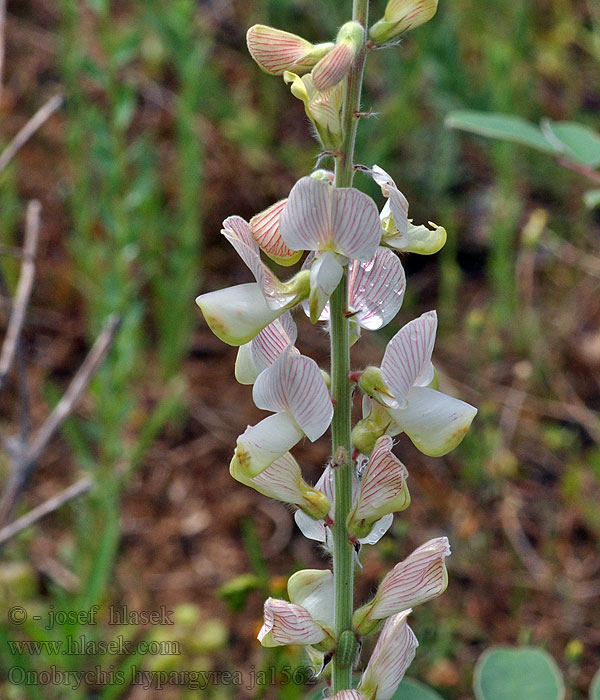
<box><xmin>390</xmin><ymin>677</ymin><xmax>445</xmax><ymax>700</ymax></box>
<box><xmin>541</xmin><ymin>120</ymin><xmax>600</xmax><ymax>167</ymax></box>
<box><xmin>474</xmin><ymin>647</ymin><xmax>565</xmax><ymax>700</ymax></box>
<box><xmin>445</xmin><ymin>111</ymin><xmax>557</xmax><ymax>153</ymax></box>
<box><xmin>584</xmin><ymin>190</ymin><xmax>600</xmax><ymax>209</ymax></box>
<box><xmin>591</xmin><ymin>668</ymin><xmax>600</xmax><ymax>700</ymax></box>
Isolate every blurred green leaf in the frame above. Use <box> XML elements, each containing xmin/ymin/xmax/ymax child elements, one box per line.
<box><xmin>591</xmin><ymin>668</ymin><xmax>600</xmax><ymax>700</ymax></box>
<box><xmin>445</xmin><ymin>111</ymin><xmax>556</xmax><ymax>153</ymax></box>
<box><xmin>541</xmin><ymin>120</ymin><xmax>600</xmax><ymax>167</ymax></box>
<box><xmin>390</xmin><ymin>678</ymin><xmax>445</xmax><ymax>700</ymax></box>
<box><xmin>474</xmin><ymin>647</ymin><xmax>565</xmax><ymax>700</ymax></box>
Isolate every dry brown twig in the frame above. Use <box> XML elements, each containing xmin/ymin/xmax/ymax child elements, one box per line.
<box><xmin>0</xmin><ymin>93</ymin><xmax>64</xmax><ymax>174</ymax></box>
<box><xmin>0</xmin><ymin>201</ymin><xmax>120</xmax><ymax>534</ymax></box>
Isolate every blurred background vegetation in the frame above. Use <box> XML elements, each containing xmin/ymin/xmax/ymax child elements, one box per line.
<box><xmin>0</xmin><ymin>0</ymin><xmax>598</xmax><ymax>698</ymax></box>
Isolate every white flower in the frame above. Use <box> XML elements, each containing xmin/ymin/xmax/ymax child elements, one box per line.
<box><xmin>231</xmin><ymin>347</ymin><xmax>333</xmax><ymax>477</ymax></box>
<box><xmin>355</xmin><ymin>311</ymin><xmax>477</xmax><ymax>457</ymax></box>
<box><xmin>357</xmin><ymin>610</ymin><xmax>418</xmax><ymax>700</ymax></box>
<box><xmin>353</xmin><ymin>537</ymin><xmax>450</xmax><ymax>633</ymax></box>
<box><xmin>258</xmin><ymin>569</ymin><xmax>335</xmax><ymax>652</ymax></box>
<box><xmin>280</xmin><ymin>176</ymin><xmax>382</xmax><ymax>321</ymax></box>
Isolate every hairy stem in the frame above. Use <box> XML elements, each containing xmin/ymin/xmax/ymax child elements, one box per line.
<box><xmin>331</xmin><ymin>0</ymin><xmax>369</xmax><ymax>692</ymax></box>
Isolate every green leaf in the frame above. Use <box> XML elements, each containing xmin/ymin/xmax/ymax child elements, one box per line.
<box><xmin>583</xmin><ymin>190</ymin><xmax>600</xmax><ymax>209</ymax></box>
<box><xmin>474</xmin><ymin>647</ymin><xmax>565</xmax><ymax>700</ymax></box>
<box><xmin>445</xmin><ymin>111</ymin><xmax>556</xmax><ymax>153</ymax></box>
<box><xmin>591</xmin><ymin>668</ymin><xmax>600</xmax><ymax>700</ymax></box>
<box><xmin>541</xmin><ymin>120</ymin><xmax>600</xmax><ymax>167</ymax></box>
<box><xmin>390</xmin><ymin>678</ymin><xmax>445</xmax><ymax>700</ymax></box>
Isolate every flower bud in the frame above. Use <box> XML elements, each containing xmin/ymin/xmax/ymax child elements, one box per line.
<box><xmin>369</xmin><ymin>0</ymin><xmax>438</xmax><ymax>45</ymax></box>
<box><xmin>351</xmin><ymin>402</ymin><xmax>392</xmax><ymax>455</ymax></box>
<box><xmin>247</xmin><ymin>24</ymin><xmax>334</xmax><ymax>76</ymax></box>
<box><xmin>353</xmin><ymin>537</ymin><xmax>450</xmax><ymax>634</ymax></box>
<box><xmin>312</xmin><ymin>21</ymin><xmax>364</xmax><ymax>91</ymax></box>
<box><xmin>284</xmin><ymin>71</ymin><xmax>345</xmax><ymax>149</ymax></box>
<box><xmin>358</xmin><ymin>366</ymin><xmax>399</xmax><ymax>408</ymax></box>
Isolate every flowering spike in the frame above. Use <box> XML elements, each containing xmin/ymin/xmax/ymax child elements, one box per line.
<box><xmin>281</xmin><ymin>176</ymin><xmax>382</xmax><ymax>260</ymax></box>
<box><xmin>247</xmin><ymin>24</ymin><xmax>333</xmax><ymax>76</ymax></box>
<box><xmin>357</xmin><ymin>610</ymin><xmax>418</xmax><ymax>700</ymax></box>
<box><xmin>230</xmin><ymin>451</ymin><xmax>331</xmax><ymax>519</ymax></box>
<box><xmin>353</xmin><ymin>537</ymin><xmax>451</xmax><ymax>633</ymax></box>
<box><xmin>312</xmin><ymin>21</ymin><xmax>364</xmax><ymax>91</ymax></box>
<box><xmin>196</xmin><ymin>283</ymin><xmax>284</xmax><ymax>346</ymax></box>
<box><xmin>381</xmin><ymin>311</ymin><xmax>437</xmax><ymax>404</ymax></box>
<box><xmin>249</xmin><ymin>200</ymin><xmax>303</xmax><ymax>266</ymax></box>
<box><xmin>347</xmin><ymin>436</ymin><xmax>410</xmax><ymax>538</ymax></box>
<box><xmin>370</xmin><ymin>0</ymin><xmax>439</xmax><ymax>45</ymax></box>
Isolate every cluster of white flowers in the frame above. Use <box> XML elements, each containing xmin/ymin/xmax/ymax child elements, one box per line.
<box><xmin>196</xmin><ymin>1</ymin><xmax>476</xmax><ymax>697</ymax></box>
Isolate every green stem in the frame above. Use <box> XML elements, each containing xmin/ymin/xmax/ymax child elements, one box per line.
<box><xmin>331</xmin><ymin>0</ymin><xmax>369</xmax><ymax>692</ymax></box>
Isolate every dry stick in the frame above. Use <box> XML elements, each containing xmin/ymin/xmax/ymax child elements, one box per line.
<box><xmin>0</xmin><ymin>93</ymin><xmax>64</xmax><ymax>174</ymax></box>
<box><xmin>24</xmin><ymin>314</ymin><xmax>121</xmax><ymax>467</ymax></box>
<box><xmin>0</xmin><ymin>200</ymin><xmax>41</xmax><ymax>392</ymax></box>
<box><xmin>0</xmin><ymin>477</ymin><xmax>93</xmax><ymax>547</ymax></box>
<box><xmin>0</xmin><ymin>314</ymin><xmax>121</xmax><ymax>524</ymax></box>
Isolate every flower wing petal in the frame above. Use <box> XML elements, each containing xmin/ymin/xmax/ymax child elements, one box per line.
<box><xmin>358</xmin><ymin>610</ymin><xmax>418</xmax><ymax>700</ymax></box>
<box><xmin>247</xmin><ymin>25</ymin><xmax>316</xmax><ymax>75</ymax></box>
<box><xmin>309</xmin><ymin>251</ymin><xmax>344</xmax><ymax>323</ymax></box>
<box><xmin>372</xmin><ymin>164</ymin><xmax>409</xmax><ymax>237</ymax></box>
<box><xmin>390</xmin><ymin>386</ymin><xmax>477</xmax><ymax>457</ymax></box>
<box><xmin>370</xmin><ymin>537</ymin><xmax>450</xmax><ymax>618</ymax></box>
<box><xmin>287</xmin><ymin>569</ymin><xmax>335</xmax><ymax>628</ymax></box>
<box><xmin>196</xmin><ymin>283</ymin><xmax>283</xmax><ymax>346</ymax></box>
<box><xmin>258</xmin><ymin>598</ymin><xmax>327</xmax><ymax>647</ymax></box>
<box><xmin>250</xmin><ymin>199</ymin><xmax>303</xmax><ymax>265</ymax></box>
<box><xmin>349</xmin><ymin>247</ymin><xmax>406</xmax><ymax>330</ymax></box>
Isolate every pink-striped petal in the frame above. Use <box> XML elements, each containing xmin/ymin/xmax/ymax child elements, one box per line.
<box><xmin>389</xmin><ymin>386</ymin><xmax>477</xmax><ymax>457</ymax></box>
<box><xmin>372</xmin><ymin>165</ymin><xmax>409</xmax><ymax>237</ymax></box>
<box><xmin>381</xmin><ymin>311</ymin><xmax>437</xmax><ymax>403</ymax></box>
<box><xmin>287</xmin><ymin>569</ymin><xmax>335</xmax><ymax>628</ymax></box>
<box><xmin>312</xmin><ymin>21</ymin><xmax>362</xmax><ymax>90</ymax></box>
<box><xmin>247</xmin><ymin>25</ymin><xmax>329</xmax><ymax>76</ymax></box>
<box><xmin>253</xmin><ymin>349</ymin><xmax>333</xmax><ymax>441</ymax></box>
<box><xmin>230</xmin><ymin>451</ymin><xmax>330</xmax><ymax>519</ymax></box>
<box><xmin>348</xmin><ymin>436</ymin><xmax>410</xmax><ymax>532</ymax></box>
<box><xmin>258</xmin><ymin>598</ymin><xmax>328</xmax><ymax>647</ymax></box>
<box><xmin>222</xmin><ymin>215</ymin><xmax>293</xmax><ymax>309</ymax></box>
<box><xmin>330</xmin><ymin>692</ymin><xmax>368</xmax><ymax>700</ymax></box>
<box><xmin>312</xmin><ymin>41</ymin><xmax>353</xmax><ymax>91</ymax></box>
<box><xmin>369</xmin><ymin>537</ymin><xmax>451</xmax><ymax>619</ymax></box>
<box><xmin>280</xmin><ymin>176</ymin><xmax>381</xmax><ymax>260</ymax></box>
<box><xmin>252</xmin><ymin>313</ymin><xmax>297</xmax><ymax>368</ymax></box>
<box><xmin>250</xmin><ymin>199</ymin><xmax>302</xmax><ymax>265</ymax></box>
<box><xmin>348</xmin><ymin>247</ymin><xmax>406</xmax><ymax>330</ymax></box>
<box><xmin>358</xmin><ymin>610</ymin><xmax>418</xmax><ymax>700</ymax></box>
